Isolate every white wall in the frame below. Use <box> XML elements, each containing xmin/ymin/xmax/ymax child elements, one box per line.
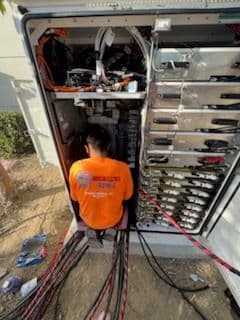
<box><xmin>0</xmin><ymin>1</ymin><xmax>27</xmax><ymax>112</ymax></box>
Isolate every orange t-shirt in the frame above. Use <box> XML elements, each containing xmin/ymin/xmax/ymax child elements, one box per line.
<box><xmin>69</xmin><ymin>157</ymin><xmax>133</xmax><ymax>229</ymax></box>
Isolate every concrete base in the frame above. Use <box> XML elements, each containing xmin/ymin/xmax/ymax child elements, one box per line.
<box><xmin>64</xmin><ymin>218</ymin><xmax>206</xmax><ymax>258</ymax></box>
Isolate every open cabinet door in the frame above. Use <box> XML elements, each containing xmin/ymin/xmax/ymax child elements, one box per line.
<box><xmin>201</xmin><ymin>174</ymin><xmax>240</xmax><ymax>307</ymax></box>
<box><xmin>12</xmin><ymin>78</ymin><xmax>60</xmax><ymax>166</ymax></box>
<box><xmin>0</xmin><ymin>3</ymin><xmax>60</xmax><ymax>167</ymax></box>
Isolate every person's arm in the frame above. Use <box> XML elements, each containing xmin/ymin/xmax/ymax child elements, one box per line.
<box><xmin>69</xmin><ymin>163</ymin><xmax>78</xmax><ymax>201</ymax></box>
<box><xmin>123</xmin><ymin>164</ymin><xmax>134</xmax><ymax>200</ymax></box>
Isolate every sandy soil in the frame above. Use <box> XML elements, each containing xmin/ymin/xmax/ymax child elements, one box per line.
<box><xmin>0</xmin><ymin>155</ymin><xmax>237</xmax><ymax>320</ymax></box>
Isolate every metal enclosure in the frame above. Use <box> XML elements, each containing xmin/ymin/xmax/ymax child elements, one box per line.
<box><xmin>8</xmin><ymin>0</ymin><xmax>240</xmax><ymax>308</ymax></box>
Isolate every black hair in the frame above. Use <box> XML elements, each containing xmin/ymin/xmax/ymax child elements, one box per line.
<box><xmin>85</xmin><ymin>124</ymin><xmax>110</xmax><ymax>152</ymax></box>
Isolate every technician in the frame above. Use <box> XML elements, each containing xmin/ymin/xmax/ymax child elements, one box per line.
<box><xmin>69</xmin><ymin>125</ymin><xmax>133</xmax><ymax>248</ymax></box>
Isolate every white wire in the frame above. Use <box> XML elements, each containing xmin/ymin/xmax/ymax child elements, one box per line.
<box><xmin>95</xmin><ymin>27</ymin><xmax>106</xmax><ymax>52</ymax></box>
<box><xmin>126</xmin><ymin>26</ymin><xmax>150</xmax><ymax>73</ymax></box>
<box><xmin>152</xmin><ymin>37</ymin><xmax>165</xmax><ymax>73</ymax></box>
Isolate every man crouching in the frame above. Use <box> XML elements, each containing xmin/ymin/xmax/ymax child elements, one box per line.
<box><xmin>69</xmin><ymin>125</ymin><xmax>133</xmax><ymax>248</ymax></box>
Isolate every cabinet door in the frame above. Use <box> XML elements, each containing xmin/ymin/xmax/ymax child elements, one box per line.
<box><xmin>202</xmin><ymin>174</ymin><xmax>240</xmax><ymax>306</ymax></box>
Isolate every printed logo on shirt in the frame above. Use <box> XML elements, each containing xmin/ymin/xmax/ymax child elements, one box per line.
<box><xmin>93</xmin><ymin>176</ymin><xmax>120</xmax><ymax>182</ymax></box>
<box><xmin>97</xmin><ymin>182</ymin><xmax>116</xmax><ymax>189</ymax></box>
<box><xmin>77</xmin><ymin>171</ymin><xmax>92</xmax><ymax>189</ymax></box>
<box><xmin>85</xmin><ymin>191</ymin><xmax>112</xmax><ymax>199</ymax></box>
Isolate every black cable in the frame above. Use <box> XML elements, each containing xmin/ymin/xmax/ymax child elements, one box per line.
<box><xmin>113</xmin><ymin>231</ymin><xmax>125</xmax><ymax>320</ymax></box>
<box><xmin>53</xmin><ymin>280</ymin><xmax>66</xmax><ymax>320</ymax></box>
<box><xmin>137</xmin><ymin>230</ymin><xmax>209</xmax><ymax>292</ymax></box>
<box><xmin>103</xmin><ymin>232</ymin><xmax>120</xmax><ymax>320</ymax></box>
<box><xmin>116</xmin><ymin>230</ymin><xmax>129</xmax><ymax>320</ymax></box>
<box><xmin>26</xmin><ymin>236</ymin><xmax>87</xmax><ymax>320</ymax></box>
<box><xmin>197</xmin><ymin>126</ymin><xmax>240</xmax><ymax>134</ymax></box>
<box><xmin>53</xmin><ymin>244</ymin><xmax>89</xmax><ymax>320</ymax></box>
<box><xmin>53</xmin><ymin>243</ymin><xmax>88</xmax><ymax>320</ymax></box>
<box><xmin>0</xmin><ymin>232</ymin><xmax>85</xmax><ymax>320</ymax></box>
<box><xmin>83</xmin><ymin>235</ymin><xmax>122</xmax><ymax>320</ymax></box>
<box><xmin>136</xmin><ymin>229</ymin><xmax>208</xmax><ymax>320</ymax></box>
<box><xmin>30</xmin><ymin>243</ymin><xmax>89</xmax><ymax>320</ymax></box>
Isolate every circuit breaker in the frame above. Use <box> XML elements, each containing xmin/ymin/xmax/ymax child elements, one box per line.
<box><xmin>138</xmin><ymin>47</ymin><xmax>240</xmax><ymax>232</ymax></box>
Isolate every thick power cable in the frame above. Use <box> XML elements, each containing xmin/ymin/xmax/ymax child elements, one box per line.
<box><xmin>136</xmin><ymin>228</ymin><xmax>210</xmax><ymax>292</ymax></box>
<box><xmin>117</xmin><ymin>230</ymin><xmax>129</xmax><ymax>320</ymax></box>
<box><xmin>140</xmin><ymin>189</ymin><xmax>240</xmax><ymax>277</ymax></box>
<box><xmin>21</xmin><ymin>232</ymin><xmax>84</xmax><ymax>319</ymax></box>
<box><xmin>83</xmin><ymin>234</ymin><xmax>122</xmax><ymax>320</ymax></box>
<box><xmin>83</xmin><ymin>230</ymin><xmax>129</xmax><ymax>320</ymax></box>
<box><xmin>103</xmin><ymin>232</ymin><xmax>120</xmax><ymax>320</ymax></box>
<box><xmin>22</xmin><ymin>239</ymin><xmax>88</xmax><ymax>320</ymax></box>
<box><xmin>136</xmin><ymin>230</ymin><xmax>208</xmax><ymax>320</ymax></box>
<box><xmin>0</xmin><ymin>231</ymin><xmax>86</xmax><ymax>320</ymax></box>
<box><xmin>113</xmin><ymin>232</ymin><xmax>125</xmax><ymax>320</ymax></box>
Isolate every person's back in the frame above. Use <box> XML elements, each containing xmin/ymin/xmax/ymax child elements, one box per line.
<box><xmin>69</xmin><ymin>156</ymin><xmax>132</xmax><ymax>229</ymax></box>
<box><xmin>69</xmin><ymin>125</ymin><xmax>133</xmax><ymax>247</ymax></box>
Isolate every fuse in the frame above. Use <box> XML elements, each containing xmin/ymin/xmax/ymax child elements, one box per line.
<box><xmin>162</xmin><ymin>197</ymin><xmax>177</xmax><ymax>203</ymax></box>
<box><xmin>162</xmin><ymin>189</ymin><xmax>180</xmax><ymax>196</ymax></box>
<box><xmin>160</xmin><ymin>203</ymin><xmax>175</xmax><ymax>211</ymax></box>
<box><xmin>180</xmin><ymin>216</ymin><xmax>198</xmax><ymax>224</ymax></box>
<box><xmin>179</xmin><ymin>222</ymin><xmax>196</xmax><ymax>230</ymax></box>
<box><xmin>184</xmin><ymin>203</ymin><xmax>203</xmax><ymax>212</ymax></box>
<box><xmin>181</xmin><ymin>209</ymin><xmax>201</xmax><ymax>218</ymax></box>
<box><xmin>190</xmin><ymin>180</ymin><xmax>214</xmax><ymax>189</ymax></box>
<box><xmin>150</xmin><ymin>169</ymin><xmax>163</xmax><ymax>176</ymax></box>
<box><xmin>165</xmin><ymin>171</ymin><xmax>185</xmax><ymax>180</ymax></box>
<box><xmin>194</xmin><ymin>172</ymin><xmax>218</xmax><ymax>181</ymax></box>
<box><xmin>187</xmin><ymin>189</ymin><xmax>210</xmax><ymax>198</ymax></box>
<box><xmin>165</xmin><ymin>180</ymin><xmax>182</xmax><ymax>188</ymax></box>
<box><xmin>186</xmin><ymin>196</ymin><xmax>206</xmax><ymax>206</ymax></box>
<box><xmin>151</xmin><ymin>178</ymin><xmax>161</xmax><ymax>185</ymax></box>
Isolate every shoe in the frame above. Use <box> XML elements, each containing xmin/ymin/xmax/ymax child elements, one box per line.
<box><xmin>86</xmin><ymin>228</ymin><xmax>103</xmax><ymax>249</ymax></box>
<box><xmin>102</xmin><ymin>229</ymin><xmax>116</xmax><ymax>241</ymax></box>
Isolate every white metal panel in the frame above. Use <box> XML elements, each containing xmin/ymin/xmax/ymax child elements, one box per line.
<box><xmin>0</xmin><ymin>74</ymin><xmax>19</xmax><ymax>112</ymax></box>
<box><xmin>0</xmin><ymin>2</ymin><xmax>26</xmax><ymax>111</ymax></box>
<box><xmin>15</xmin><ymin>0</ymin><xmax>240</xmax><ymax>12</ymax></box>
<box><xmin>204</xmin><ymin>175</ymin><xmax>240</xmax><ymax>306</ymax></box>
<box><xmin>0</xmin><ymin>2</ymin><xmax>59</xmax><ymax>166</ymax></box>
<box><xmin>12</xmin><ymin>78</ymin><xmax>59</xmax><ymax>166</ymax></box>
<box><xmin>0</xmin><ymin>57</ymin><xmax>35</xmax><ymax>80</ymax></box>
<box><xmin>0</xmin><ymin>2</ymin><xmax>26</xmax><ymax>58</ymax></box>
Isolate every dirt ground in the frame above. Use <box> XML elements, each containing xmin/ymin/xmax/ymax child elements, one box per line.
<box><xmin>0</xmin><ymin>155</ymin><xmax>238</xmax><ymax>320</ymax></box>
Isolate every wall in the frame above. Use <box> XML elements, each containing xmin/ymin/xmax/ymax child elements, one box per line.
<box><xmin>0</xmin><ymin>1</ymin><xmax>27</xmax><ymax>112</ymax></box>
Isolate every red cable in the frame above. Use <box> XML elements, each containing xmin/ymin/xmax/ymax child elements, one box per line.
<box><xmin>118</xmin><ymin>231</ymin><xmax>129</xmax><ymax>320</ymax></box>
<box><xmin>22</xmin><ymin>232</ymin><xmax>81</xmax><ymax>319</ymax></box>
<box><xmin>199</xmin><ymin>156</ymin><xmax>225</xmax><ymax>165</ymax></box>
<box><xmin>40</xmin><ymin>229</ymin><xmax>68</xmax><ymax>281</ymax></box>
<box><xmin>24</xmin><ymin>242</ymin><xmax>87</xmax><ymax>319</ymax></box>
<box><xmin>86</xmin><ymin>240</ymin><xmax>119</xmax><ymax>320</ymax></box>
<box><xmin>140</xmin><ymin>189</ymin><xmax>240</xmax><ymax>277</ymax></box>
<box><xmin>86</xmin><ymin>273</ymin><xmax>115</xmax><ymax>320</ymax></box>
<box><xmin>25</xmin><ymin>246</ymin><xmax>84</xmax><ymax>319</ymax></box>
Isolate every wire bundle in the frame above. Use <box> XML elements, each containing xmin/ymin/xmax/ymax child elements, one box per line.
<box><xmin>139</xmin><ymin>189</ymin><xmax>240</xmax><ymax>277</ymax></box>
<box><xmin>136</xmin><ymin>228</ymin><xmax>209</xmax><ymax>320</ymax></box>
<box><xmin>83</xmin><ymin>230</ymin><xmax>129</xmax><ymax>320</ymax></box>
<box><xmin>0</xmin><ymin>228</ymin><xmax>130</xmax><ymax>320</ymax></box>
<box><xmin>0</xmin><ymin>231</ymin><xmax>88</xmax><ymax>320</ymax></box>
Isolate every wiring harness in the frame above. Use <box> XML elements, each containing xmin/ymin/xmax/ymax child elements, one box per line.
<box><xmin>0</xmin><ymin>231</ymin><xmax>88</xmax><ymax>320</ymax></box>
<box><xmin>0</xmin><ymin>229</ymin><xmax>130</xmax><ymax>320</ymax></box>
<box><xmin>139</xmin><ymin>189</ymin><xmax>240</xmax><ymax>278</ymax></box>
